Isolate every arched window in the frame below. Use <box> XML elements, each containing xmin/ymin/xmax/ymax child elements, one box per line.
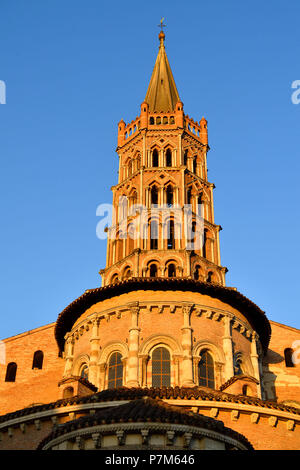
<box><xmin>203</xmin><ymin>229</ymin><xmax>207</xmax><ymax>258</ymax></box>
<box><xmin>5</xmin><ymin>362</ymin><xmax>17</xmax><ymax>382</ymax></box>
<box><xmin>207</xmin><ymin>271</ymin><xmax>213</xmax><ymax>283</ymax></box>
<box><xmin>152</xmin><ymin>149</ymin><xmax>159</xmax><ymax>167</ymax></box>
<box><xmin>150</xmin><ymin>219</ymin><xmax>158</xmax><ymax>250</ymax></box>
<box><xmin>149</xmin><ymin>263</ymin><xmax>158</xmax><ymax>277</ymax></box>
<box><xmin>197</xmin><ymin>194</ymin><xmax>202</xmax><ymax>216</ymax></box>
<box><xmin>149</xmin><ymin>117</ymin><xmax>154</xmax><ymax>125</ymax></box>
<box><xmin>80</xmin><ymin>364</ymin><xmax>89</xmax><ymax>380</ymax></box>
<box><xmin>233</xmin><ymin>354</ymin><xmax>243</xmax><ymax>375</ymax></box>
<box><xmin>198</xmin><ymin>350</ymin><xmax>215</xmax><ymax>389</ymax></box>
<box><xmin>166</xmin><ymin>185</ymin><xmax>173</xmax><ymax>207</ymax></box>
<box><xmin>194</xmin><ymin>264</ymin><xmax>201</xmax><ymax>280</ymax></box>
<box><xmin>167</xmin><ymin>220</ymin><xmax>175</xmax><ymax>249</ymax></box>
<box><xmin>108</xmin><ymin>352</ymin><xmax>123</xmax><ymax>389</ymax></box>
<box><xmin>151</xmin><ymin>186</ymin><xmax>158</xmax><ymax>205</ymax></box>
<box><xmin>156</xmin><ymin>117</ymin><xmax>161</xmax><ymax>125</ymax></box>
<box><xmin>32</xmin><ymin>350</ymin><xmax>44</xmax><ymax>370</ymax></box>
<box><xmin>63</xmin><ymin>387</ymin><xmax>74</xmax><ymax>399</ymax></box>
<box><xmin>152</xmin><ymin>347</ymin><xmax>171</xmax><ymax>387</ymax></box>
<box><xmin>284</xmin><ymin>348</ymin><xmax>295</xmax><ymax>367</ymax></box>
<box><xmin>167</xmin><ymin>263</ymin><xmax>176</xmax><ymax>277</ymax></box>
<box><xmin>166</xmin><ymin>148</ymin><xmax>172</xmax><ymax>167</ymax></box>
<box><xmin>123</xmin><ymin>266</ymin><xmax>132</xmax><ymax>279</ymax></box>
<box><xmin>183</xmin><ymin>150</ymin><xmax>188</xmax><ymax>166</ymax></box>
<box><xmin>163</xmin><ymin>116</ymin><xmax>168</xmax><ymax>125</ymax></box>
<box><xmin>111</xmin><ymin>274</ymin><xmax>119</xmax><ymax>284</ymax></box>
<box><xmin>187</xmin><ymin>188</ymin><xmax>192</xmax><ymax>205</ymax></box>
<box><xmin>193</xmin><ymin>158</ymin><xmax>197</xmax><ymax>174</ymax></box>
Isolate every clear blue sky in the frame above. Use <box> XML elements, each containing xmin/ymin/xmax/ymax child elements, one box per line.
<box><xmin>0</xmin><ymin>0</ymin><xmax>299</xmax><ymax>340</ymax></box>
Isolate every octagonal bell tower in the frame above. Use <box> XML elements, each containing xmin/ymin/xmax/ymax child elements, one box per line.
<box><xmin>100</xmin><ymin>29</ymin><xmax>226</xmax><ymax>287</ymax></box>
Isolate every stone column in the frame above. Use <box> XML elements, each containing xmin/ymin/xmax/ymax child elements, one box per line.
<box><xmin>63</xmin><ymin>335</ymin><xmax>74</xmax><ymax>377</ymax></box>
<box><xmin>181</xmin><ymin>304</ymin><xmax>195</xmax><ymax>386</ymax></box>
<box><xmin>222</xmin><ymin>315</ymin><xmax>234</xmax><ymax>380</ymax></box>
<box><xmin>89</xmin><ymin>318</ymin><xmax>100</xmax><ymax>386</ymax></box>
<box><xmin>251</xmin><ymin>332</ymin><xmax>262</xmax><ymax>398</ymax></box>
<box><xmin>126</xmin><ymin>302</ymin><xmax>140</xmax><ymax>387</ymax></box>
<box><xmin>99</xmin><ymin>363</ymin><xmax>107</xmax><ymax>391</ymax></box>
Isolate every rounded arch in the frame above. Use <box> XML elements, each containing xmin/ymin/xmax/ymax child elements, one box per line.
<box><xmin>193</xmin><ymin>340</ymin><xmax>225</xmax><ymax>364</ymax></box>
<box><xmin>122</xmin><ymin>264</ymin><xmax>133</xmax><ymax>280</ymax></box>
<box><xmin>233</xmin><ymin>351</ymin><xmax>254</xmax><ymax>377</ymax></box>
<box><xmin>139</xmin><ymin>334</ymin><xmax>182</xmax><ymax>357</ymax></box>
<box><xmin>110</xmin><ymin>272</ymin><xmax>120</xmax><ymax>285</ymax></box>
<box><xmin>32</xmin><ymin>350</ymin><xmax>44</xmax><ymax>370</ymax></box>
<box><xmin>98</xmin><ymin>341</ymin><xmax>129</xmax><ymax>365</ymax></box>
<box><xmin>72</xmin><ymin>354</ymin><xmax>90</xmax><ymax>377</ymax></box>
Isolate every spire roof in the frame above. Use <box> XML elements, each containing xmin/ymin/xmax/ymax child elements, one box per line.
<box><xmin>144</xmin><ymin>30</ymin><xmax>180</xmax><ymax>113</ymax></box>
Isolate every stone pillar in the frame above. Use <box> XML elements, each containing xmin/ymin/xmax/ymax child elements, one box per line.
<box><xmin>89</xmin><ymin>318</ymin><xmax>100</xmax><ymax>386</ymax></box>
<box><xmin>251</xmin><ymin>332</ymin><xmax>262</xmax><ymax>398</ymax></box>
<box><xmin>99</xmin><ymin>363</ymin><xmax>107</xmax><ymax>391</ymax></box>
<box><xmin>139</xmin><ymin>354</ymin><xmax>149</xmax><ymax>387</ymax></box>
<box><xmin>181</xmin><ymin>304</ymin><xmax>195</xmax><ymax>386</ymax></box>
<box><xmin>222</xmin><ymin>315</ymin><xmax>234</xmax><ymax>381</ymax></box>
<box><xmin>126</xmin><ymin>303</ymin><xmax>140</xmax><ymax>387</ymax></box>
<box><xmin>63</xmin><ymin>335</ymin><xmax>74</xmax><ymax>377</ymax></box>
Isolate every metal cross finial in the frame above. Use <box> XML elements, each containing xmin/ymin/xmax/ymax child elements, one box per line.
<box><xmin>158</xmin><ymin>17</ymin><xmax>166</xmax><ymax>31</ymax></box>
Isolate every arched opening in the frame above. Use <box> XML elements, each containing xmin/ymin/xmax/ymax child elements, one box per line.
<box><xmin>80</xmin><ymin>364</ymin><xmax>89</xmax><ymax>380</ymax></box>
<box><xmin>149</xmin><ymin>117</ymin><xmax>154</xmax><ymax>125</ymax></box>
<box><xmin>234</xmin><ymin>354</ymin><xmax>243</xmax><ymax>376</ymax></box>
<box><xmin>152</xmin><ymin>149</ymin><xmax>159</xmax><ymax>167</ymax></box>
<box><xmin>203</xmin><ymin>229</ymin><xmax>208</xmax><ymax>258</ymax></box>
<box><xmin>156</xmin><ymin>117</ymin><xmax>161</xmax><ymax>125</ymax></box>
<box><xmin>150</xmin><ymin>219</ymin><xmax>158</xmax><ymax>250</ymax></box>
<box><xmin>32</xmin><ymin>350</ymin><xmax>44</xmax><ymax>370</ymax></box>
<box><xmin>149</xmin><ymin>263</ymin><xmax>158</xmax><ymax>277</ymax></box>
<box><xmin>170</xmin><ymin>116</ymin><xmax>175</xmax><ymax>124</ymax></box>
<box><xmin>197</xmin><ymin>194</ymin><xmax>202</xmax><ymax>216</ymax></box>
<box><xmin>207</xmin><ymin>271</ymin><xmax>213</xmax><ymax>283</ymax></box>
<box><xmin>5</xmin><ymin>363</ymin><xmax>17</xmax><ymax>382</ymax></box>
<box><xmin>166</xmin><ymin>148</ymin><xmax>172</xmax><ymax>167</ymax></box>
<box><xmin>111</xmin><ymin>273</ymin><xmax>119</xmax><ymax>285</ymax></box>
<box><xmin>167</xmin><ymin>219</ymin><xmax>175</xmax><ymax>249</ymax></box>
<box><xmin>166</xmin><ymin>185</ymin><xmax>173</xmax><ymax>207</ymax></box>
<box><xmin>123</xmin><ymin>266</ymin><xmax>132</xmax><ymax>279</ymax></box>
<box><xmin>183</xmin><ymin>150</ymin><xmax>188</xmax><ymax>166</ymax></box>
<box><xmin>194</xmin><ymin>264</ymin><xmax>201</xmax><ymax>280</ymax></box>
<box><xmin>63</xmin><ymin>387</ymin><xmax>74</xmax><ymax>399</ymax></box>
<box><xmin>198</xmin><ymin>350</ymin><xmax>215</xmax><ymax>389</ymax></box>
<box><xmin>108</xmin><ymin>352</ymin><xmax>123</xmax><ymax>389</ymax></box>
<box><xmin>151</xmin><ymin>186</ymin><xmax>158</xmax><ymax>205</ymax></box>
<box><xmin>187</xmin><ymin>188</ymin><xmax>192</xmax><ymax>205</ymax></box>
<box><xmin>152</xmin><ymin>347</ymin><xmax>171</xmax><ymax>387</ymax></box>
<box><xmin>193</xmin><ymin>157</ymin><xmax>197</xmax><ymax>173</ymax></box>
<box><xmin>163</xmin><ymin>116</ymin><xmax>168</xmax><ymax>124</ymax></box>
<box><xmin>284</xmin><ymin>348</ymin><xmax>295</xmax><ymax>367</ymax></box>
<box><xmin>167</xmin><ymin>263</ymin><xmax>176</xmax><ymax>277</ymax></box>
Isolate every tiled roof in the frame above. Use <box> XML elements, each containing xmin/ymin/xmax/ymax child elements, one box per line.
<box><xmin>55</xmin><ymin>277</ymin><xmax>271</xmax><ymax>353</ymax></box>
<box><xmin>0</xmin><ymin>386</ymin><xmax>299</xmax><ymax>425</ymax></box>
<box><xmin>58</xmin><ymin>375</ymin><xmax>98</xmax><ymax>392</ymax></box>
<box><xmin>219</xmin><ymin>375</ymin><xmax>259</xmax><ymax>391</ymax></box>
<box><xmin>37</xmin><ymin>397</ymin><xmax>254</xmax><ymax>450</ymax></box>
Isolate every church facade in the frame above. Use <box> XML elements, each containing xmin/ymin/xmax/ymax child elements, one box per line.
<box><xmin>0</xmin><ymin>30</ymin><xmax>299</xmax><ymax>451</ymax></box>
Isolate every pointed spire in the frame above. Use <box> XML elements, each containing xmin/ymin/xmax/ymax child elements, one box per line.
<box><xmin>145</xmin><ymin>28</ymin><xmax>180</xmax><ymax>113</ymax></box>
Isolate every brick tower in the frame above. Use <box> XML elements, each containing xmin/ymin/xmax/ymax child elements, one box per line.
<box><xmin>100</xmin><ymin>29</ymin><xmax>227</xmax><ymax>287</ymax></box>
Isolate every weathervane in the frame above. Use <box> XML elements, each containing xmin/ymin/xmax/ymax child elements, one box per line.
<box><xmin>158</xmin><ymin>17</ymin><xmax>166</xmax><ymax>31</ymax></box>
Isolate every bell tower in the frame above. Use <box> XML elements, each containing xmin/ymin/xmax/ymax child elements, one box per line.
<box><xmin>100</xmin><ymin>29</ymin><xmax>227</xmax><ymax>287</ymax></box>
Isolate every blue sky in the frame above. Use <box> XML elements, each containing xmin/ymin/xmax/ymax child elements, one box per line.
<box><xmin>0</xmin><ymin>0</ymin><xmax>299</xmax><ymax>340</ymax></box>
